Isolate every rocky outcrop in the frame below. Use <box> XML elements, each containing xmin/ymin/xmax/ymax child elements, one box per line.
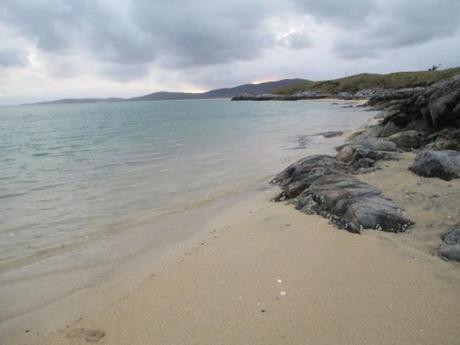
<box><xmin>270</xmin><ymin>73</ymin><xmax>460</xmax><ymax>241</ymax></box>
<box><xmin>366</xmin><ymin>75</ymin><xmax>460</xmax><ymax>136</ymax></box>
<box><xmin>438</xmin><ymin>225</ymin><xmax>460</xmax><ymax>262</ymax></box>
<box><xmin>272</xmin><ymin>155</ymin><xmax>345</xmax><ymax>201</ymax></box>
<box><xmin>409</xmin><ymin>150</ymin><xmax>460</xmax><ymax>180</ymax></box>
<box><xmin>271</xmin><ymin>155</ymin><xmax>412</xmax><ymax>233</ymax></box>
<box><xmin>231</xmin><ymin>92</ymin><xmax>331</xmax><ymax>101</ymax></box>
<box><xmin>232</xmin><ymin>90</ymin><xmax>365</xmax><ymax>101</ymax></box>
<box><xmin>231</xmin><ymin>93</ymin><xmax>283</xmax><ymax>101</ymax></box>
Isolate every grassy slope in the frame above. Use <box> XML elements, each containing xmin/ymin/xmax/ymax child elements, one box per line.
<box><xmin>275</xmin><ymin>67</ymin><xmax>460</xmax><ymax>95</ymax></box>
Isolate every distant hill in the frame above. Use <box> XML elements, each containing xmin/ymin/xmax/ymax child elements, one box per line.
<box><xmin>28</xmin><ymin>79</ymin><xmax>309</xmax><ymax>105</ymax></box>
<box><xmin>129</xmin><ymin>79</ymin><xmax>309</xmax><ymax>101</ymax></box>
<box><xmin>274</xmin><ymin>68</ymin><xmax>460</xmax><ymax>95</ymax></box>
<box><xmin>30</xmin><ymin>97</ymin><xmax>125</xmax><ymax>105</ymax></box>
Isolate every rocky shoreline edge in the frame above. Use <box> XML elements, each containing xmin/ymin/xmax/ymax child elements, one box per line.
<box><xmin>270</xmin><ymin>74</ymin><xmax>460</xmax><ymax>262</ymax></box>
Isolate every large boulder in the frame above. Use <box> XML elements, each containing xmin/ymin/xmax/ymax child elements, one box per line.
<box><xmin>429</xmin><ymin>89</ymin><xmax>460</xmax><ymax>128</ymax></box>
<box><xmin>366</xmin><ymin>75</ymin><xmax>460</xmax><ymax>136</ymax></box>
<box><xmin>272</xmin><ymin>155</ymin><xmax>412</xmax><ymax>233</ymax></box>
<box><xmin>271</xmin><ymin>155</ymin><xmax>345</xmax><ymax>201</ymax></box>
<box><xmin>427</xmin><ymin>75</ymin><xmax>460</xmax><ymax>128</ymax></box>
<box><xmin>409</xmin><ymin>150</ymin><xmax>460</xmax><ymax>180</ymax></box>
<box><xmin>438</xmin><ymin>225</ymin><xmax>460</xmax><ymax>262</ymax></box>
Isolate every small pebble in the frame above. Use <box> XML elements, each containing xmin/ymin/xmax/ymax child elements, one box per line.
<box><xmin>280</xmin><ymin>291</ymin><xmax>287</xmax><ymax>296</ymax></box>
<box><xmin>260</xmin><ymin>309</ymin><xmax>266</xmax><ymax>313</ymax></box>
<box><xmin>276</xmin><ymin>279</ymin><xmax>282</xmax><ymax>283</ymax></box>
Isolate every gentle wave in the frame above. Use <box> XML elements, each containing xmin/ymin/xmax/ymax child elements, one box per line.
<box><xmin>0</xmin><ymin>99</ymin><xmax>374</xmax><ymax>270</ymax></box>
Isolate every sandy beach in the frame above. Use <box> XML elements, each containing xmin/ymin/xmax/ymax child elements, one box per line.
<box><xmin>2</xmin><ymin>102</ymin><xmax>459</xmax><ymax>345</ymax></box>
<box><xmin>33</xmin><ymin>159</ymin><xmax>460</xmax><ymax>345</ymax></box>
<box><xmin>2</xmin><ymin>2</ymin><xmax>460</xmax><ymax>344</ymax></box>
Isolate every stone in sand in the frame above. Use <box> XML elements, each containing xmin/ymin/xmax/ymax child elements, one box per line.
<box><xmin>315</xmin><ymin>131</ymin><xmax>344</xmax><ymax>138</ymax></box>
<box><xmin>438</xmin><ymin>225</ymin><xmax>460</xmax><ymax>262</ymax></box>
<box><xmin>409</xmin><ymin>150</ymin><xmax>460</xmax><ymax>181</ymax></box>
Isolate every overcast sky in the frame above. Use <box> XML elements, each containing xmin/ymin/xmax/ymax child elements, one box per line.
<box><xmin>1</xmin><ymin>0</ymin><xmax>459</xmax><ymax>104</ymax></box>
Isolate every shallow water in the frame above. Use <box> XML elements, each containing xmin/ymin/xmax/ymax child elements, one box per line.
<box><xmin>0</xmin><ymin>99</ymin><xmax>372</xmax><ymax>271</ymax></box>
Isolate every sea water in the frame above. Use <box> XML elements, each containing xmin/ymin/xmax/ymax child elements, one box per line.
<box><xmin>0</xmin><ymin>99</ymin><xmax>372</xmax><ymax>282</ymax></box>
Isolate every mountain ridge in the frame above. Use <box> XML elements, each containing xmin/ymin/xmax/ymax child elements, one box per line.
<box><xmin>27</xmin><ymin>78</ymin><xmax>309</xmax><ymax>105</ymax></box>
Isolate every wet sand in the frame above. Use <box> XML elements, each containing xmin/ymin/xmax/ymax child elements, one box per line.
<box><xmin>36</xmin><ymin>169</ymin><xmax>460</xmax><ymax>345</ymax></box>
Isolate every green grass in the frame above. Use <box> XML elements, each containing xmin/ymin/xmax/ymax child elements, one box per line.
<box><xmin>274</xmin><ymin>67</ymin><xmax>460</xmax><ymax>95</ymax></box>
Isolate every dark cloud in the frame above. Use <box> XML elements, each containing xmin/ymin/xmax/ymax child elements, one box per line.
<box><xmin>0</xmin><ymin>0</ymin><xmax>459</xmax><ymax>83</ymax></box>
<box><xmin>293</xmin><ymin>0</ymin><xmax>378</xmax><ymax>26</ymax></box>
<box><xmin>333</xmin><ymin>0</ymin><xmax>460</xmax><ymax>58</ymax></box>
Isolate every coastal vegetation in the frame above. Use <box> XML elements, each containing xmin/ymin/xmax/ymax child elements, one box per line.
<box><xmin>274</xmin><ymin>67</ymin><xmax>460</xmax><ymax>95</ymax></box>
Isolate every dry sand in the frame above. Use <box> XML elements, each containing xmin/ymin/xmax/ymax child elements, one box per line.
<box><xmin>35</xmin><ymin>158</ymin><xmax>460</xmax><ymax>345</ymax></box>
<box><xmin>359</xmin><ymin>152</ymin><xmax>460</xmax><ymax>258</ymax></box>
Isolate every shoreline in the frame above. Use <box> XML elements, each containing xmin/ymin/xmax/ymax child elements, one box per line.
<box><xmin>40</xmin><ymin>186</ymin><xmax>460</xmax><ymax>345</ymax></box>
<box><xmin>0</xmin><ymin>181</ymin><xmax>270</xmax><ymax>344</ymax></box>
<box><xmin>2</xmin><ymin>96</ymin><xmax>460</xmax><ymax>344</ymax></box>
<box><xmin>0</xmin><ymin>127</ymin><xmax>355</xmax><ymax>345</ymax></box>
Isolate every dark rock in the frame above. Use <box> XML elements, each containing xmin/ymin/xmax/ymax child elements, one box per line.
<box><xmin>336</xmin><ymin>92</ymin><xmax>355</xmax><ymax>99</ymax></box>
<box><xmin>428</xmin><ymin>78</ymin><xmax>460</xmax><ymax>128</ymax></box>
<box><xmin>387</xmin><ymin>130</ymin><xmax>427</xmax><ymax>150</ymax></box>
<box><xmin>441</xmin><ymin>226</ymin><xmax>460</xmax><ymax>244</ymax></box>
<box><xmin>314</xmin><ymin>131</ymin><xmax>344</xmax><ymax>138</ymax></box>
<box><xmin>335</xmin><ymin>138</ymin><xmax>400</xmax><ymax>173</ymax></box>
<box><xmin>425</xmin><ymin>128</ymin><xmax>460</xmax><ymax>150</ymax></box>
<box><xmin>409</xmin><ymin>150</ymin><xmax>460</xmax><ymax>181</ymax></box>
<box><xmin>366</xmin><ymin>74</ymin><xmax>460</xmax><ymax>136</ymax></box>
<box><xmin>438</xmin><ymin>225</ymin><xmax>460</xmax><ymax>262</ymax></box>
<box><xmin>438</xmin><ymin>244</ymin><xmax>460</xmax><ymax>262</ymax></box>
<box><xmin>271</xmin><ymin>155</ymin><xmax>345</xmax><ymax>201</ymax></box>
<box><xmin>336</xmin><ymin>138</ymin><xmax>398</xmax><ymax>153</ymax></box>
<box><xmin>231</xmin><ymin>90</ymin><xmax>356</xmax><ymax>101</ymax></box>
<box><xmin>232</xmin><ymin>93</ymin><xmax>282</xmax><ymax>101</ymax></box>
<box><xmin>272</xmin><ymin>155</ymin><xmax>412</xmax><ymax>233</ymax></box>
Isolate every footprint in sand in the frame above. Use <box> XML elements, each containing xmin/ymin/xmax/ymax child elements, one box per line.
<box><xmin>66</xmin><ymin>328</ymin><xmax>106</xmax><ymax>343</ymax></box>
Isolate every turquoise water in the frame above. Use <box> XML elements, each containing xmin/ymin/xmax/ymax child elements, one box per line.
<box><xmin>0</xmin><ymin>99</ymin><xmax>371</xmax><ymax>268</ymax></box>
